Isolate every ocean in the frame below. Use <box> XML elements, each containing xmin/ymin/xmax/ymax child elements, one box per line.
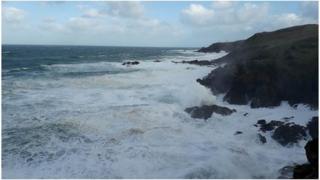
<box><xmin>2</xmin><ymin>45</ymin><xmax>317</xmax><ymax>178</ymax></box>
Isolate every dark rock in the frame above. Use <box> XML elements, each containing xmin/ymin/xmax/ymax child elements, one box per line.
<box><xmin>293</xmin><ymin>164</ymin><xmax>316</xmax><ymax>179</ymax></box>
<box><xmin>122</xmin><ymin>61</ymin><xmax>140</xmax><ymax>66</ymax></box>
<box><xmin>272</xmin><ymin>123</ymin><xmax>306</xmax><ymax>146</ymax></box>
<box><xmin>292</xmin><ymin>138</ymin><xmax>319</xmax><ymax>179</ymax></box>
<box><xmin>198</xmin><ymin>40</ymin><xmax>244</xmax><ymax>53</ymax></box>
<box><xmin>153</xmin><ymin>60</ymin><xmax>161</xmax><ymax>62</ymax></box>
<box><xmin>283</xmin><ymin>116</ymin><xmax>294</xmax><ymax>121</ymax></box>
<box><xmin>185</xmin><ymin>104</ymin><xmax>236</xmax><ymax>120</ymax></box>
<box><xmin>258</xmin><ymin>133</ymin><xmax>267</xmax><ymax>144</ymax></box>
<box><xmin>278</xmin><ymin>165</ymin><xmax>295</xmax><ymax>179</ymax></box>
<box><xmin>243</xmin><ymin>113</ymin><xmax>248</xmax><ymax>116</ymax></box>
<box><xmin>307</xmin><ymin>116</ymin><xmax>318</xmax><ymax>139</ymax></box>
<box><xmin>257</xmin><ymin>120</ymin><xmax>284</xmax><ymax>132</ymax></box>
<box><xmin>197</xmin><ymin>24</ymin><xmax>318</xmax><ymax>108</ymax></box>
<box><xmin>305</xmin><ymin>138</ymin><xmax>318</xmax><ymax>166</ymax></box>
<box><xmin>257</xmin><ymin>119</ymin><xmax>266</xmax><ymax>125</ymax></box>
<box><xmin>175</xmin><ymin>60</ymin><xmax>212</xmax><ymax>66</ymax></box>
<box><xmin>234</xmin><ymin>131</ymin><xmax>243</xmax><ymax>135</ymax></box>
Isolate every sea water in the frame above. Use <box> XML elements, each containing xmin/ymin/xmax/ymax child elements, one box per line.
<box><xmin>2</xmin><ymin>45</ymin><xmax>317</xmax><ymax>178</ymax></box>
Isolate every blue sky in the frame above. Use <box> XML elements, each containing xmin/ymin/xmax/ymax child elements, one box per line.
<box><xmin>2</xmin><ymin>1</ymin><xmax>318</xmax><ymax>47</ymax></box>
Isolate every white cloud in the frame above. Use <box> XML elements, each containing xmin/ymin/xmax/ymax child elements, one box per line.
<box><xmin>212</xmin><ymin>1</ymin><xmax>233</xmax><ymax>9</ymax></box>
<box><xmin>181</xmin><ymin>4</ymin><xmax>214</xmax><ymax>26</ymax></box>
<box><xmin>67</xmin><ymin>17</ymin><xmax>99</xmax><ymax>31</ymax></box>
<box><xmin>181</xmin><ymin>3</ymin><xmax>268</xmax><ymax>27</ymax></box>
<box><xmin>82</xmin><ymin>8</ymin><xmax>106</xmax><ymax>18</ymax></box>
<box><xmin>107</xmin><ymin>1</ymin><xmax>144</xmax><ymax>18</ymax></box>
<box><xmin>40</xmin><ymin>17</ymin><xmax>66</xmax><ymax>32</ymax></box>
<box><xmin>2</xmin><ymin>7</ymin><xmax>26</xmax><ymax>23</ymax></box>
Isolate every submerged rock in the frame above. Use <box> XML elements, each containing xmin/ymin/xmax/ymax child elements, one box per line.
<box><xmin>258</xmin><ymin>133</ymin><xmax>267</xmax><ymax>144</ymax></box>
<box><xmin>272</xmin><ymin>123</ymin><xmax>306</xmax><ymax>146</ymax></box>
<box><xmin>234</xmin><ymin>131</ymin><xmax>243</xmax><ymax>135</ymax></box>
<box><xmin>278</xmin><ymin>165</ymin><xmax>295</xmax><ymax>179</ymax></box>
<box><xmin>122</xmin><ymin>61</ymin><xmax>140</xmax><ymax>66</ymax></box>
<box><xmin>185</xmin><ymin>104</ymin><xmax>236</xmax><ymax>120</ymax></box>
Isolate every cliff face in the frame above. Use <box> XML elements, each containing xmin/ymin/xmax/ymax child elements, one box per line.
<box><xmin>197</xmin><ymin>24</ymin><xmax>318</xmax><ymax>108</ymax></box>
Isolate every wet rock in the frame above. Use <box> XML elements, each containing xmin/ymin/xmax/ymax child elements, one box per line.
<box><xmin>282</xmin><ymin>116</ymin><xmax>294</xmax><ymax>121</ymax></box>
<box><xmin>185</xmin><ymin>104</ymin><xmax>236</xmax><ymax>120</ymax></box>
<box><xmin>256</xmin><ymin>120</ymin><xmax>284</xmax><ymax>132</ymax></box>
<box><xmin>174</xmin><ymin>60</ymin><xmax>212</xmax><ymax>66</ymax></box>
<box><xmin>278</xmin><ymin>165</ymin><xmax>295</xmax><ymax>179</ymax></box>
<box><xmin>258</xmin><ymin>133</ymin><xmax>267</xmax><ymax>144</ymax></box>
<box><xmin>122</xmin><ymin>61</ymin><xmax>140</xmax><ymax>66</ymax></box>
<box><xmin>305</xmin><ymin>138</ymin><xmax>318</xmax><ymax>166</ymax></box>
<box><xmin>234</xmin><ymin>131</ymin><xmax>243</xmax><ymax>135</ymax></box>
<box><xmin>307</xmin><ymin>116</ymin><xmax>318</xmax><ymax>139</ymax></box>
<box><xmin>293</xmin><ymin>164</ymin><xmax>316</xmax><ymax>179</ymax></box>
<box><xmin>197</xmin><ymin>25</ymin><xmax>318</xmax><ymax>108</ymax></box>
<box><xmin>272</xmin><ymin>123</ymin><xmax>306</xmax><ymax>146</ymax></box>
<box><xmin>292</xmin><ymin>138</ymin><xmax>318</xmax><ymax>179</ymax></box>
<box><xmin>256</xmin><ymin>119</ymin><xmax>266</xmax><ymax>125</ymax></box>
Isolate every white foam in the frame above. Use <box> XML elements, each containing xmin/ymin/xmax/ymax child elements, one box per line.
<box><xmin>2</xmin><ymin>50</ymin><xmax>317</xmax><ymax>178</ymax></box>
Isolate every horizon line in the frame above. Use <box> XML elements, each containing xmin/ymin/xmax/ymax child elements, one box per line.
<box><xmin>2</xmin><ymin>43</ymin><xmax>201</xmax><ymax>49</ymax></box>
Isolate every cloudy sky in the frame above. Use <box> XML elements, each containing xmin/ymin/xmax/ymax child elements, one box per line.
<box><xmin>2</xmin><ymin>1</ymin><xmax>318</xmax><ymax>47</ymax></box>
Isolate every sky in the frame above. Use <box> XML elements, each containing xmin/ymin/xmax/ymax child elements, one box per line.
<box><xmin>2</xmin><ymin>1</ymin><xmax>319</xmax><ymax>47</ymax></box>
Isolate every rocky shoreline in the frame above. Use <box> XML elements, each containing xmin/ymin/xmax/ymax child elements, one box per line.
<box><xmin>190</xmin><ymin>24</ymin><xmax>318</xmax><ymax>178</ymax></box>
<box><xmin>120</xmin><ymin>24</ymin><xmax>318</xmax><ymax>178</ymax></box>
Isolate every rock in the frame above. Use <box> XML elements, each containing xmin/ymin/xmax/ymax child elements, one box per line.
<box><xmin>185</xmin><ymin>104</ymin><xmax>236</xmax><ymax>120</ymax></box>
<box><xmin>257</xmin><ymin>119</ymin><xmax>266</xmax><ymax>125</ymax></box>
<box><xmin>307</xmin><ymin>116</ymin><xmax>318</xmax><ymax>139</ymax></box>
<box><xmin>197</xmin><ymin>40</ymin><xmax>244</xmax><ymax>53</ymax></box>
<box><xmin>283</xmin><ymin>116</ymin><xmax>294</xmax><ymax>121</ymax></box>
<box><xmin>258</xmin><ymin>133</ymin><xmax>267</xmax><ymax>144</ymax></box>
<box><xmin>153</xmin><ymin>60</ymin><xmax>161</xmax><ymax>62</ymax></box>
<box><xmin>197</xmin><ymin>24</ymin><xmax>318</xmax><ymax>108</ymax></box>
<box><xmin>122</xmin><ymin>61</ymin><xmax>139</xmax><ymax>66</ymax></box>
<box><xmin>243</xmin><ymin>113</ymin><xmax>248</xmax><ymax>116</ymax></box>
<box><xmin>293</xmin><ymin>164</ymin><xmax>315</xmax><ymax>179</ymax></box>
<box><xmin>305</xmin><ymin>138</ymin><xmax>318</xmax><ymax>166</ymax></box>
<box><xmin>272</xmin><ymin>123</ymin><xmax>306</xmax><ymax>146</ymax></box>
<box><xmin>278</xmin><ymin>165</ymin><xmax>295</xmax><ymax>179</ymax></box>
<box><xmin>175</xmin><ymin>60</ymin><xmax>212</xmax><ymax>66</ymax></box>
<box><xmin>234</xmin><ymin>131</ymin><xmax>243</xmax><ymax>135</ymax></box>
<box><xmin>256</xmin><ymin>120</ymin><xmax>284</xmax><ymax>132</ymax></box>
<box><xmin>292</xmin><ymin>139</ymin><xmax>318</xmax><ymax>179</ymax></box>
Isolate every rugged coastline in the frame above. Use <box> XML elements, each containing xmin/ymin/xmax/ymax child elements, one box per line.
<box><xmin>187</xmin><ymin>24</ymin><xmax>319</xmax><ymax>179</ymax></box>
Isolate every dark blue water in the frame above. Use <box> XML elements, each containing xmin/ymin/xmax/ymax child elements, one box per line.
<box><xmin>2</xmin><ymin>45</ymin><xmax>191</xmax><ymax>73</ymax></box>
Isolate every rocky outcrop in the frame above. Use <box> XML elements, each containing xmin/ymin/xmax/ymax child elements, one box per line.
<box><xmin>197</xmin><ymin>40</ymin><xmax>244</xmax><ymax>53</ymax></box>
<box><xmin>122</xmin><ymin>61</ymin><xmax>140</xmax><ymax>66</ymax></box>
<box><xmin>272</xmin><ymin>123</ymin><xmax>307</xmax><ymax>146</ymax></box>
<box><xmin>185</xmin><ymin>104</ymin><xmax>236</xmax><ymax>120</ymax></box>
<box><xmin>293</xmin><ymin>138</ymin><xmax>318</xmax><ymax>179</ymax></box>
<box><xmin>255</xmin><ymin>119</ymin><xmax>307</xmax><ymax>146</ymax></box>
<box><xmin>307</xmin><ymin>116</ymin><xmax>318</xmax><ymax>139</ymax></box>
<box><xmin>172</xmin><ymin>60</ymin><xmax>213</xmax><ymax>66</ymax></box>
<box><xmin>255</xmin><ymin>119</ymin><xmax>284</xmax><ymax>132</ymax></box>
<box><xmin>197</xmin><ymin>24</ymin><xmax>318</xmax><ymax>108</ymax></box>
